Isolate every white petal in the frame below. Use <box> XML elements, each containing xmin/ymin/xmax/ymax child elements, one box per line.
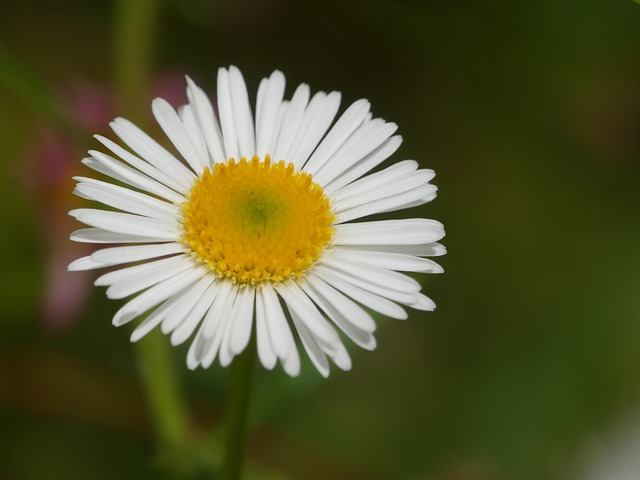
<box><xmin>186</xmin><ymin>76</ymin><xmax>226</xmax><ymax>164</ymax></box>
<box><xmin>70</xmin><ymin>228</ymin><xmax>162</xmax><ymax>244</ymax></box>
<box><xmin>228</xmin><ymin>286</ymin><xmax>256</xmax><ymax>355</ymax></box>
<box><xmin>337</xmin><ymin>242</ymin><xmax>447</xmax><ymax>257</ymax></box>
<box><xmin>90</xmin><ymin>243</ymin><xmax>185</xmax><ymax>267</ymax></box>
<box><xmin>260</xmin><ymin>283</ymin><xmax>300</xmax><ymax>377</ymax></box>
<box><xmin>301</xmin><ymin>278</ymin><xmax>377</xmax><ymax>350</ymax></box>
<box><xmin>70</xmin><ymin>209</ymin><xmax>180</xmax><ymax>240</ymax></box>
<box><xmin>305</xmin><ymin>273</ymin><xmax>376</xmax><ymax>332</ymax></box>
<box><xmin>152</xmin><ymin>97</ymin><xmax>207</xmax><ymax>175</ymax></box>
<box><xmin>322</xmin><ymin>255</ymin><xmax>420</xmax><ymax>292</ymax></box>
<box><xmin>330</xmin><ymin>342</ymin><xmax>352</xmax><ymax>372</ymax></box>
<box><xmin>270</xmin><ymin>101</ymin><xmax>288</xmax><ymax>159</ymax></box>
<box><xmin>255</xmin><ymin>288</ymin><xmax>277</xmax><ymax>370</ymax></box>
<box><xmin>109</xmin><ymin>118</ymin><xmax>195</xmax><ymax>189</ymax></box>
<box><xmin>280</xmin><ymin>345</ymin><xmax>302</xmax><ymax>377</ymax></box>
<box><xmin>217</xmin><ymin>292</ymin><xmax>243</xmax><ymax>367</ymax></box>
<box><xmin>411</xmin><ymin>292</ymin><xmax>436</xmax><ymax>311</ymax></box>
<box><xmin>83</xmin><ymin>152</ymin><xmax>187</xmax><ymax>204</ymax></box>
<box><xmin>289</xmin><ymin>309</ymin><xmax>330</xmax><ymax>378</ymax></box>
<box><xmin>104</xmin><ymin>257</ymin><xmax>194</xmax><ymax>300</ymax></box>
<box><xmin>334</xmin><ymin>218</ymin><xmax>445</xmax><ymax>246</ymax></box>
<box><xmin>81</xmin><ymin>156</ymin><xmax>131</xmax><ymax>187</ymax></box>
<box><xmin>288</xmin><ymin>91</ymin><xmax>341</xmax><ymax>170</ymax></box>
<box><xmin>130</xmin><ymin>293</ymin><xmax>184</xmax><ymax>342</ymax></box>
<box><xmin>331</xmin><ymin>248</ymin><xmax>444</xmax><ymax>273</ymax></box>
<box><xmin>272</xmin><ymin>83</ymin><xmax>310</xmax><ymax>162</ymax></box>
<box><xmin>375</xmin><ymin>190</ymin><xmax>438</xmax><ymax>214</ymax></box>
<box><xmin>303</xmin><ymin>99</ymin><xmax>370</xmax><ymax>175</ymax></box>
<box><xmin>336</xmin><ymin>185</ymin><xmax>436</xmax><ymax>223</ymax></box>
<box><xmin>202</xmin><ymin>280</ymin><xmax>235</xmax><ymax>338</ymax></box>
<box><xmin>330</xmin><ymin>160</ymin><xmax>420</xmax><ymax>202</ymax></box>
<box><xmin>256</xmin><ymin>78</ymin><xmax>267</xmax><ymax>123</ymax></box>
<box><xmin>323</xmin><ymin>135</ymin><xmax>403</xmax><ymax>195</ymax></box>
<box><xmin>171</xmin><ymin>281</ymin><xmax>220</xmax><ymax>346</ymax></box>
<box><xmin>228</xmin><ymin>66</ymin><xmax>256</xmax><ymax>159</ymax></box>
<box><xmin>94</xmin><ymin>256</ymin><xmax>185</xmax><ymax>287</ymax></box>
<box><xmin>217</xmin><ymin>68</ymin><xmax>239</xmax><ymax>160</ymax></box>
<box><xmin>179</xmin><ymin>103</ymin><xmax>210</xmax><ymax>170</ymax></box>
<box><xmin>187</xmin><ymin>325</ymin><xmax>208</xmax><ymax>370</ymax></box>
<box><xmin>313</xmin><ymin>119</ymin><xmax>397</xmax><ymax>186</ymax></box>
<box><xmin>294</xmin><ymin>302</ymin><xmax>350</xmax><ymax>373</ymax></box>
<box><xmin>201</xmin><ymin>311</ymin><xmax>232</xmax><ymax>368</ymax></box>
<box><xmin>275</xmin><ymin>281</ymin><xmax>341</xmax><ymax>349</ymax></box>
<box><xmin>74</xmin><ymin>178</ymin><xmax>179</xmax><ymax>220</ymax></box>
<box><xmin>112</xmin><ymin>266</ymin><xmax>206</xmax><ymax>326</ymax></box>
<box><xmin>314</xmin><ymin>265</ymin><xmax>407</xmax><ymax>320</ymax></box>
<box><xmin>256</xmin><ymin>70</ymin><xmax>286</xmax><ymax>158</ymax></box>
<box><xmin>93</xmin><ymin>135</ymin><xmax>190</xmax><ymax>194</ymax></box>
<box><xmin>68</xmin><ymin>256</ymin><xmax>103</xmax><ymax>271</ymax></box>
<box><xmin>160</xmin><ymin>275</ymin><xmax>215</xmax><ymax>334</ymax></box>
<box><xmin>94</xmin><ymin>255</ymin><xmax>193</xmax><ymax>287</ymax></box>
<box><xmin>334</xmin><ymin>169</ymin><xmax>435</xmax><ymax>213</ymax></box>
<box><xmin>188</xmin><ymin>284</ymin><xmax>236</xmax><ymax>369</ymax></box>
<box><xmin>318</xmin><ymin>259</ymin><xmax>419</xmax><ymax>306</ymax></box>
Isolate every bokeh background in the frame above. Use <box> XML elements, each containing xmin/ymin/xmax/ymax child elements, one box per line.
<box><xmin>1</xmin><ymin>0</ymin><xmax>640</xmax><ymax>479</ymax></box>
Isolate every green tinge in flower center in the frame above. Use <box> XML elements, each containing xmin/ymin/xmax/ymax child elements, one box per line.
<box><xmin>180</xmin><ymin>155</ymin><xmax>335</xmax><ymax>284</ymax></box>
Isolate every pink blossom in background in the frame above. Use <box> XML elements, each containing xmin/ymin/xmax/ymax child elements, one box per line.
<box><xmin>28</xmin><ymin>73</ymin><xmax>191</xmax><ymax>332</ymax></box>
<box><xmin>29</xmin><ymin>124</ymin><xmax>93</xmax><ymax>332</ymax></box>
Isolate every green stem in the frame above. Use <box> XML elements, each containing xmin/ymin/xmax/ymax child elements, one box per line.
<box><xmin>113</xmin><ymin>0</ymin><xmax>160</xmax><ymax>122</ymax></box>
<box><xmin>221</xmin><ymin>334</ymin><xmax>257</xmax><ymax>480</ymax></box>
<box><xmin>112</xmin><ymin>0</ymin><xmax>189</xmax><ymax>462</ymax></box>
<box><xmin>135</xmin><ymin>329</ymin><xmax>189</xmax><ymax>452</ymax></box>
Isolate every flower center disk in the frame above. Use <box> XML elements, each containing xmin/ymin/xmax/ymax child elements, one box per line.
<box><xmin>181</xmin><ymin>156</ymin><xmax>335</xmax><ymax>285</ymax></box>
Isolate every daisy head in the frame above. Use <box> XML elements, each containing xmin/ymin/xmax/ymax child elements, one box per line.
<box><xmin>68</xmin><ymin>66</ymin><xmax>446</xmax><ymax>377</ymax></box>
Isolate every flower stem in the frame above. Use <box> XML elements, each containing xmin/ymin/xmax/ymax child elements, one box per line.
<box><xmin>113</xmin><ymin>0</ymin><xmax>159</xmax><ymax>122</ymax></box>
<box><xmin>135</xmin><ymin>329</ymin><xmax>189</xmax><ymax>453</ymax></box>
<box><xmin>221</xmin><ymin>334</ymin><xmax>257</xmax><ymax>480</ymax></box>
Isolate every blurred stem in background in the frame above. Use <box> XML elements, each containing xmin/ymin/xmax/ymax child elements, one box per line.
<box><xmin>113</xmin><ymin>0</ymin><xmax>159</xmax><ymax>122</ymax></box>
<box><xmin>112</xmin><ymin>0</ymin><xmax>191</xmax><ymax>475</ymax></box>
<box><xmin>221</xmin><ymin>333</ymin><xmax>257</xmax><ymax>480</ymax></box>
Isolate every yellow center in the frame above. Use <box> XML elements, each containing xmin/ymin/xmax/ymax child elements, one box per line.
<box><xmin>181</xmin><ymin>155</ymin><xmax>335</xmax><ymax>285</ymax></box>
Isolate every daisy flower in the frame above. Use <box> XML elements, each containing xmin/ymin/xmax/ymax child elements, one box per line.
<box><xmin>68</xmin><ymin>66</ymin><xmax>445</xmax><ymax>377</ymax></box>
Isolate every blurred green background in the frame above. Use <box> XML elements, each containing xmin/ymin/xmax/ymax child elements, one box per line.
<box><xmin>1</xmin><ymin>0</ymin><xmax>640</xmax><ymax>479</ymax></box>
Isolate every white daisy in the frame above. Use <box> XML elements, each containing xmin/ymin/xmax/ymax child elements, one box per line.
<box><xmin>68</xmin><ymin>66</ymin><xmax>445</xmax><ymax>378</ymax></box>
